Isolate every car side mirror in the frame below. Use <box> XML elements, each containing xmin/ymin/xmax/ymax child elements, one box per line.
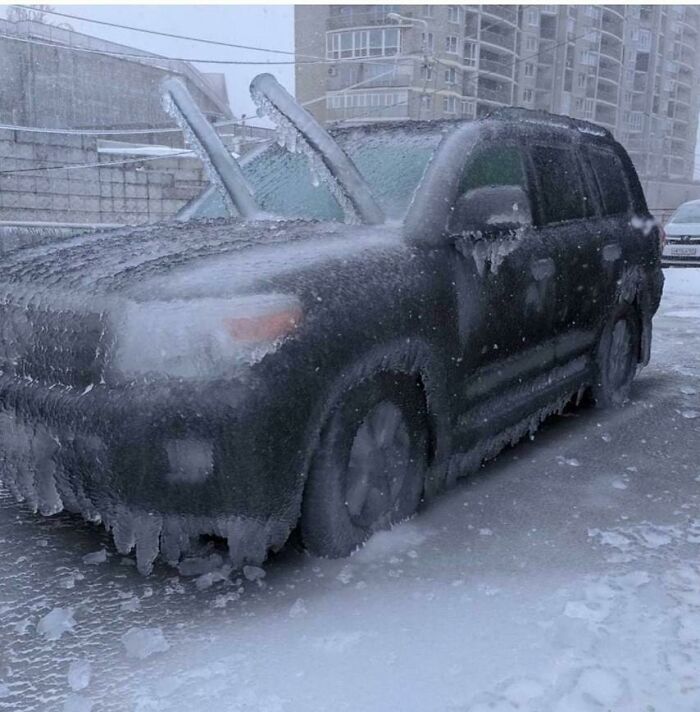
<box><xmin>450</xmin><ymin>185</ymin><xmax>532</xmax><ymax>236</ymax></box>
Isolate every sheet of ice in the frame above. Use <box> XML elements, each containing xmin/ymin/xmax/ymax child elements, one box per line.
<box><xmin>68</xmin><ymin>660</ymin><xmax>92</xmax><ymax>691</ymax></box>
<box><xmin>121</xmin><ymin>627</ymin><xmax>170</xmax><ymax>659</ymax></box>
<box><xmin>37</xmin><ymin>607</ymin><xmax>76</xmax><ymax>641</ymax></box>
<box><xmin>82</xmin><ymin>549</ymin><xmax>107</xmax><ymax>565</ymax></box>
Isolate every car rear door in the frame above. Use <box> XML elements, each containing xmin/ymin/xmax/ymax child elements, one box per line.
<box><xmin>582</xmin><ymin>143</ymin><xmax>639</xmax><ymax>313</ymax></box>
<box><xmin>525</xmin><ymin>139</ymin><xmax>601</xmax><ymax>362</ymax></box>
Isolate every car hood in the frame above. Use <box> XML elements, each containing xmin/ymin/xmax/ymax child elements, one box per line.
<box><xmin>0</xmin><ymin>218</ymin><xmax>403</xmax><ymax>304</ymax></box>
<box><xmin>0</xmin><ymin>218</ymin><xmax>404</xmax><ymax>387</ymax></box>
<box><xmin>665</xmin><ymin>222</ymin><xmax>700</xmax><ymax>237</ymax></box>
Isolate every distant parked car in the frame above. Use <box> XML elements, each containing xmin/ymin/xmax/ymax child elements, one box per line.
<box><xmin>662</xmin><ymin>198</ymin><xmax>700</xmax><ymax>266</ymax></box>
<box><xmin>0</xmin><ymin>77</ymin><xmax>665</xmax><ymax>574</ymax></box>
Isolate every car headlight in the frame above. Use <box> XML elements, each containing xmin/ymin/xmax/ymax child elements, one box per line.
<box><xmin>111</xmin><ymin>294</ymin><xmax>302</xmax><ymax>379</ymax></box>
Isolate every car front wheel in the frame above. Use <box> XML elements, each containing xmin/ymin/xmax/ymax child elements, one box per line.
<box><xmin>301</xmin><ymin>373</ymin><xmax>429</xmax><ymax>558</ymax></box>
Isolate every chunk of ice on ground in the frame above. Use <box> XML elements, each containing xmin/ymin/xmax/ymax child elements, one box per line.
<box><xmin>351</xmin><ymin>521</ymin><xmax>432</xmax><ymax>563</ymax></box>
<box><xmin>63</xmin><ymin>694</ymin><xmax>93</xmax><ymax>712</ymax></box>
<box><xmin>195</xmin><ymin>565</ymin><xmax>231</xmax><ymax>591</ymax></box>
<box><xmin>680</xmin><ymin>410</ymin><xmax>700</xmax><ymax>419</ymax></box>
<box><xmin>289</xmin><ymin>598</ymin><xmax>307</xmax><ymax>619</ymax></box>
<box><xmin>177</xmin><ymin>554</ymin><xmax>223</xmax><ymax>577</ymax></box>
<box><xmin>68</xmin><ymin>660</ymin><xmax>91</xmax><ymax>691</ymax></box>
<box><xmin>37</xmin><ymin>607</ymin><xmax>75</xmax><ymax>641</ymax></box>
<box><xmin>121</xmin><ymin>627</ymin><xmax>170</xmax><ymax>659</ymax></box>
<box><xmin>243</xmin><ymin>565</ymin><xmax>266</xmax><ymax>582</ymax></box>
<box><xmin>82</xmin><ymin>549</ymin><xmax>107</xmax><ymax>565</ymax></box>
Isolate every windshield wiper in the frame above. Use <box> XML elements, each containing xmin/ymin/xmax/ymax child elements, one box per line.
<box><xmin>161</xmin><ymin>78</ymin><xmax>260</xmax><ymax>220</ymax></box>
<box><xmin>250</xmin><ymin>73</ymin><xmax>385</xmax><ymax>226</ymax></box>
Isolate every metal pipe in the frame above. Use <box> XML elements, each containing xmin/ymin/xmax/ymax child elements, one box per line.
<box><xmin>250</xmin><ymin>73</ymin><xmax>385</xmax><ymax>225</ymax></box>
<box><xmin>161</xmin><ymin>77</ymin><xmax>259</xmax><ymax>219</ymax></box>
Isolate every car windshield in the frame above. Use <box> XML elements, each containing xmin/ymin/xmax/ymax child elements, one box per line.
<box><xmin>187</xmin><ymin>124</ymin><xmax>445</xmax><ymax>222</ymax></box>
<box><xmin>669</xmin><ymin>203</ymin><xmax>700</xmax><ymax>224</ymax></box>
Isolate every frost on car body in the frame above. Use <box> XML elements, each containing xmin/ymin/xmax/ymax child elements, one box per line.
<box><xmin>0</xmin><ymin>76</ymin><xmax>664</xmax><ymax>573</ymax></box>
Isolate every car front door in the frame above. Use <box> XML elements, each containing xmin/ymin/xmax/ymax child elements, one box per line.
<box><xmin>447</xmin><ymin>139</ymin><xmax>558</xmax><ymax>402</ymax></box>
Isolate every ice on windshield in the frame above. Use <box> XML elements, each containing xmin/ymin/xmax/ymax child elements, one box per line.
<box><xmin>669</xmin><ymin>202</ymin><xmax>700</xmax><ymax>224</ymax></box>
<box><xmin>188</xmin><ymin>125</ymin><xmax>445</xmax><ymax>223</ymax></box>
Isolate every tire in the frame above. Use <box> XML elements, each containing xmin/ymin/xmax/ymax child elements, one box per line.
<box><xmin>301</xmin><ymin>372</ymin><xmax>430</xmax><ymax>558</ymax></box>
<box><xmin>591</xmin><ymin>304</ymin><xmax>641</xmax><ymax>408</ymax></box>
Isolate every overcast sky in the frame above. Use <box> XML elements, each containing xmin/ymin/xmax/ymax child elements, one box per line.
<box><xmin>12</xmin><ymin>5</ymin><xmax>296</xmax><ymax>121</ymax></box>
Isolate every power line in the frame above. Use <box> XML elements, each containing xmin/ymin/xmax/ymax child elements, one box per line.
<box><xmin>0</xmin><ymin>30</ymin><xmax>418</xmax><ymax>68</ymax></box>
<box><xmin>0</xmin><ymin>151</ymin><xmax>193</xmax><ymax>175</ymax></box>
<box><xmin>8</xmin><ymin>4</ymin><xmax>321</xmax><ymax>60</ymax></box>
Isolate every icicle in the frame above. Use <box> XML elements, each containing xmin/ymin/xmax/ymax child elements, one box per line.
<box><xmin>133</xmin><ymin>512</ymin><xmax>163</xmax><ymax>576</ymax></box>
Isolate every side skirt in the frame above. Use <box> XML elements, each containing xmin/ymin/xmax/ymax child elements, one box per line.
<box><xmin>446</xmin><ymin>355</ymin><xmax>592</xmax><ymax>486</ymax></box>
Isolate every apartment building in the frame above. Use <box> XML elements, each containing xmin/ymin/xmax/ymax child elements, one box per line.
<box><xmin>294</xmin><ymin>4</ymin><xmax>700</xmax><ymax>183</ymax></box>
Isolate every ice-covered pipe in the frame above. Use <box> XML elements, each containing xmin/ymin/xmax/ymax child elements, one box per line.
<box><xmin>250</xmin><ymin>73</ymin><xmax>385</xmax><ymax>226</ymax></box>
<box><xmin>161</xmin><ymin>77</ymin><xmax>259</xmax><ymax>219</ymax></box>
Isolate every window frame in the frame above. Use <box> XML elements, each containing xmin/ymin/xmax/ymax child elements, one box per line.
<box><xmin>526</xmin><ymin>141</ymin><xmax>597</xmax><ymax>227</ymax></box>
<box><xmin>583</xmin><ymin>144</ymin><xmax>633</xmax><ymax>217</ymax></box>
<box><xmin>448</xmin><ymin>139</ymin><xmax>534</xmax><ymax>236</ymax></box>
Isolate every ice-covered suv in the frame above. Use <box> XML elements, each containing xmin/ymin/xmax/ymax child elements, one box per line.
<box><xmin>0</xmin><ymin>75</ymin><xmax>664</xmax><ymax>573</ymax></box>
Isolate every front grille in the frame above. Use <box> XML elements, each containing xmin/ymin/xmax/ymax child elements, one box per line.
<box><xmin>1</xmin><ymin>304</ymin><xmax>109</xmax><ymax>388</ymax></box>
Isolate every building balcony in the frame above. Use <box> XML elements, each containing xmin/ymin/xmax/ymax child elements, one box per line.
<box><xmin>477</xmin><ymin>83</ymin><xmax>513</xmax><ymax>104</ymax></box>
<box><xmin>599</xmin><ymin>39</ymin><xmax>622</xmax><ymax>62</ymax></box>
<box><xmin>326</xmin><ymin>64</ymin><xmax>413</xmax><ymax>92</ymax></box>
<box><xmin>327</xmin><ymin>7</ymin><xmax>400</xmax><ymax>30</ymax></box>
<box><xmin>598</xmin><ymin>61</ymin><xmax>621</xmax><ymax>82</ymax></box>
<box><xmin>478</xmin><ymin>57</ymin><xmax>514</xmax><ymax>79</ymax></box>
<box><xmin>479</xmin><ymin>28</ymin><xmax>517</xmax><ymax>52</ymax></box>
<box><xmin>480</xmin><ymin>5</ymin><xmax>519</xmax><ymax>27</ymax></box>
<box><xmin>326</xmin><ymin>103</ymin><xmax>409</xmax><ymax>122</ymax></box>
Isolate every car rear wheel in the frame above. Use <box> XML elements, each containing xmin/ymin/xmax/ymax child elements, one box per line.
<box><xmin>591</xmin><ymin>305</ymin><xmax>641</xmax><ymax>408</ymax></box>
<box><xmin>301</xmin><ymin>373</ymin><xmax>429</xmax><ymax>558</ymax></box>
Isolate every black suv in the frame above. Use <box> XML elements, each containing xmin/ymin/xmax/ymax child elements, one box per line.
<box><xmin>0</xmin><ymin>79</ymin><xmax>664</xmax><ymax>574</ymax></box>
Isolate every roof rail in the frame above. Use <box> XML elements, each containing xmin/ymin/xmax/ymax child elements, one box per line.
<box><xmin>485</xmin><ymin>107</ymin><xmax>612</xmax><ymax>140</ymax></box>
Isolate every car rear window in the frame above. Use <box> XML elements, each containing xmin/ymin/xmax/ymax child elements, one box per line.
<box><xmin>530</xmin><ymin>145</ymin><xmax>592</xmax><ymax>224</ymax></box>
<box><xmin>586</xmin><ymin>147</ymin><xmax>632</xmax><ymax>216</ymax></box>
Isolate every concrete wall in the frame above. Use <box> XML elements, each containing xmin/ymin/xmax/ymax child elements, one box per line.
<box><xmin>642</xmin><ymin>177</ymin><xmax>700</xmax><ymax>223</ymax></box>
<box><xmin>0</xmin><ymin>129</ymin><xmax>209</xmax><ymax>225</ymax></box>
<box><xmin>0</xmin><ymin>18</ymin><xmax>232</xmax><ymax>133</ymax></box>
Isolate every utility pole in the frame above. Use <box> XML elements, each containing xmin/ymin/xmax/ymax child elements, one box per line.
<box><xmin>387</xmin><ymin>12</ymin><xmax>433</xmax><ymax>121</ymax></box>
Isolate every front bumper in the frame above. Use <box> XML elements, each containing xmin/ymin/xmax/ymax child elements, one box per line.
<box><xmin>0</xmin><ymin>374</ymin><xmax>301</xmax><ymax>573</ymax></box>
<box><xmin>662</xmin><ymin>242</ymin><xmax>700</xmax><ymax>266</ymax></box>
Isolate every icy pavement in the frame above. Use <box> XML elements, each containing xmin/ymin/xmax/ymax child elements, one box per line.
<box><xmin>1</xmin><ymin>268</ymin><xmax>700</xmax><ymax>711</ymax></box>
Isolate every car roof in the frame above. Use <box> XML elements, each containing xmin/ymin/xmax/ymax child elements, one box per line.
<box><xmin>326</xmin><ymin>107</ymin><xmax>613</xmax><ymax>142</ymax></box>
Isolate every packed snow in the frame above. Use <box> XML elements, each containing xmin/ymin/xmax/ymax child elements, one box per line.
<box><xmin>0</xmin><ymin>268</ymin><xmax>699</xmax><ymax>711</ymax></box>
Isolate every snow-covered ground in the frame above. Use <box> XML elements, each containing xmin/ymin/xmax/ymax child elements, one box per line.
<box><xmin>1</xmin><ymin>268</ymin><xmax>700</xmax><ymax>712</ymax></box>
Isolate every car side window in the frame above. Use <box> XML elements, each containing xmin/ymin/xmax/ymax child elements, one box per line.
<box><xmin>448</xmin><ymin>144</ymin><xmax>533</xmax><ymax>235</ymax></box>
<box><xmin>530</xmin><ymin>145</ymin><xmax>592</xmax><ymax>224</ymax></box>
<box><xmin>586</xmin><ymin>147</ymin><xmax>631</xmax><ymax>216</ymax></box>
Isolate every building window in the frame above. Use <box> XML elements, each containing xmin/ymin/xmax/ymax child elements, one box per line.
<box><xmin>626</xmin><ymin>111</ymin><xmax>643</xmax><ymax>131</ymax></box>
<box><xmin>443</xmin><ymin>95</ymin><xmax>457</xmax><ymax>113</ymax></box>
<box><xmin>524</xmin><ymin>63</ymin><xmax>535</xmax><ymax>77</ymax></box>
<box><xmin>527</xmin><ymin>9</ymin><xmax>539</xmax><ymax>26</ymax></box>
<box><xmin>327</xmin><ymin>28</ymin><xmax>400</xmax><ymax>59</ymax></box>
<box><xmin>420</xmin><ymin>64</ymin><xmax>433</xmax><ymax>81</ymax></box>
<box><xmin>584</xmin><ymin>98</ymin><xmax>594</xmax><ymax>119</ymax></box>
<box><xmin>445</xmin><ymin>35</ymin><xmax>458</xmax><ymax>54</ymax></box>
<box><xmin>461</xmin><ymin>99</ymin><xmax>476</xmax><ymax>117</ymax></box>
<box><xmin>444</xmin><ymin>67</ymin><xmax>457</xmax><ymax>84</ymax></box>
<box><xmin>421</xmin><ymin>31</ymin><xmax>434</xmax><ymax>52</ymax></box>
<box><xmin>447</xmin><ymin>5</ymin><xmax>460</xmax><ymax>23</ymax></box>
<box><xmin>422</xmin><ymin>5</ymin><xmax>434</xmax><ymax>18</ymax></box>
<box><xmin>464</xmin><ymin>41</ymin><xmax>478</xmax><ymax>67</ymax></box>
<box><xmin>580</xmin><ymin>49</ymin><xmax>596</xmax><ymax>66</ymax></box>
<box><xmin>577</xmin><ymin>73</ymin><xmax>586</xmax><ymax>88</ymax></box>
<box><xmin>421</xmin><ymin>95</ymin><xmax>433</xmax><ymax>111</ymax></box>
<box><xmin>522</xmin><ymin>88</ymin><xmax>533</xmax><ymax>103</ymax></box>
<box><xmin>525</xmin><ymin>35</ymin><xmax>537</xmax><ymax>51</ymax></box>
